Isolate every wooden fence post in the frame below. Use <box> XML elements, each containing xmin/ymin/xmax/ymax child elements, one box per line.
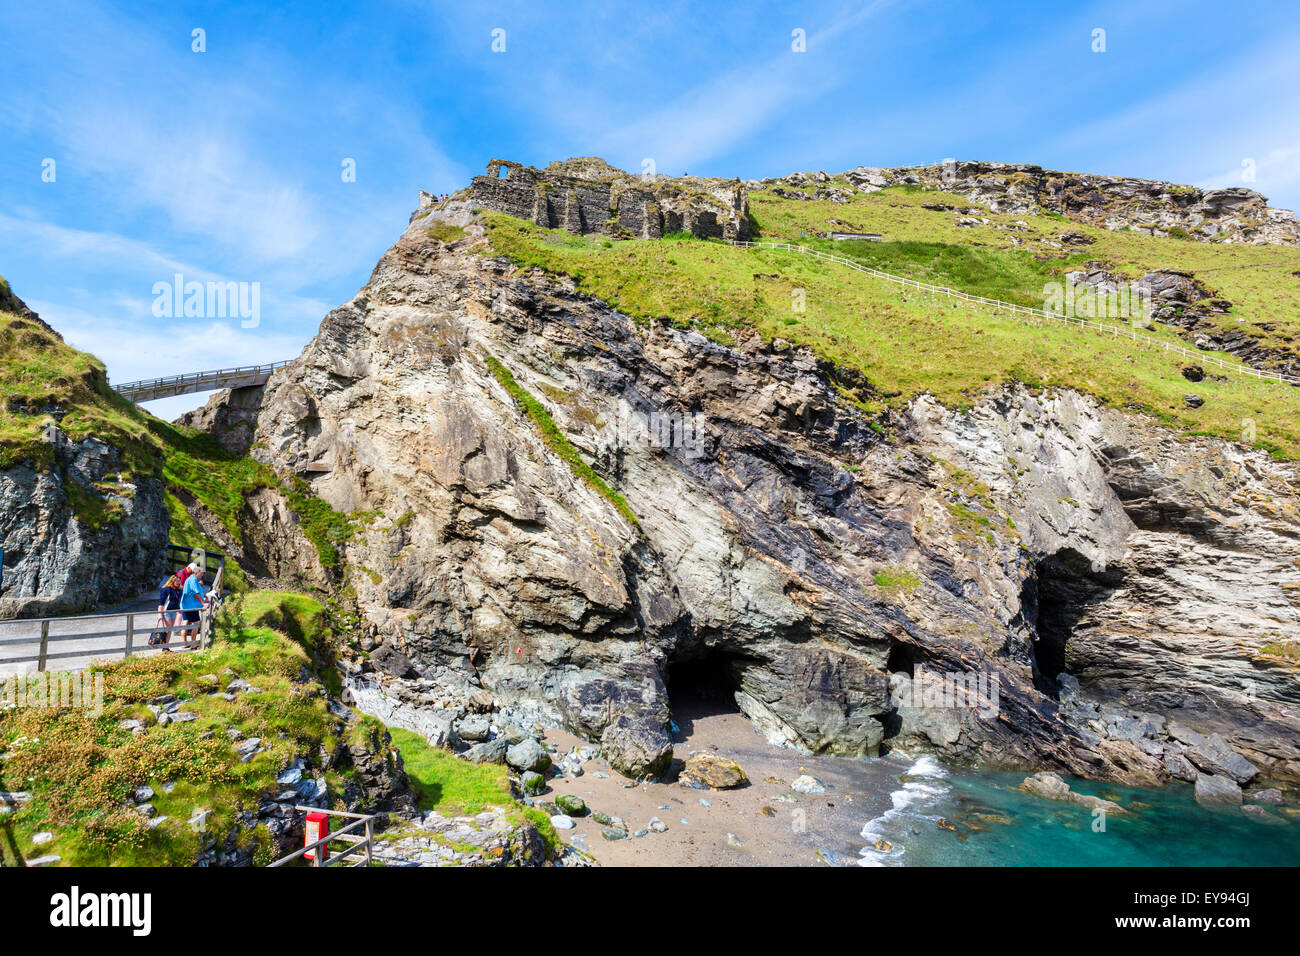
<box><xmin>37</xmin><ymin>620</ymin><xmax>50</xmax><ymax>672</ymax></box>
<box><xmin>124</xmin><ymin>614</ymin><xmax>134</xmax><ymax>659</ymax></box>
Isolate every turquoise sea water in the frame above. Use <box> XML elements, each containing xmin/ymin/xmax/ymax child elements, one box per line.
<box><xmin>852</xmin><ymin>756</ymin><xmax>1300</xmax><ymax>867</ymax></box>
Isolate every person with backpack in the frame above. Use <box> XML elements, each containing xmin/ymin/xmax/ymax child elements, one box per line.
<box><xmin>152</xmin><ymin>572</ymin><xmax>184</xmax><ymax>648</ymax></box>
<box><xmin>179</xmin><ymin>563</ymin><xmax>210</xmax><ymax>646</ymax></box>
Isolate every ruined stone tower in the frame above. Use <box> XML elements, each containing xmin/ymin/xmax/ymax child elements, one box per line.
<box><xmin>468</xmin><ymin>157</ymin><xmax>751</xmax><ymax>241</ymax></box>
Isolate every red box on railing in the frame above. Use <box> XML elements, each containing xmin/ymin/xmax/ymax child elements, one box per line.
<box><xmin>304</xmin><ymin>810</ymin><xmax>328</xmax><ymax>861</ymax></box>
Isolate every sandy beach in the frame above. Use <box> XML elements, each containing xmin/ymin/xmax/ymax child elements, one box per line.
<box><xmin>535</xmin><ymin>692</ymin><xmax>909</xmax><ymax>866</ymax></box>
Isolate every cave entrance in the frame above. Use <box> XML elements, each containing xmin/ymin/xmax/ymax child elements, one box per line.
<box><xmin>666</xmin><ymin>646</ymin><xmax>743</xmax><ymax>738</ymax></box>
<box><xmin>1034</xmin><ymin>548</ymin><xmax>1123</xmax><ymax>688</ymax></box>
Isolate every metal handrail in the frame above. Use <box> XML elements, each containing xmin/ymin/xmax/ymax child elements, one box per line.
<box><xmin>729</xmin><ymin>240</ymin><xmax>1300</xmax><ymax>387</ymax></box>
<box><xmin>110</xmin><ymin>360</ymin><xmax>292</xmax><ymax>391</ymax></box>
<box><xmin>0</xmin><ymin>543</ymin><xmax>226</xmax><ymax>668</ymax></box>
<box><xmin>268</xmin><ymin>807</ymin><xmax>377</xmax><ymax>868</ymax></box>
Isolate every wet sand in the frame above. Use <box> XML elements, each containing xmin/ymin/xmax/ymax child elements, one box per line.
<box><xmin>539</xmin><ymin>693</ymin><xmax>909</xmax><ymax>866</ymax></box>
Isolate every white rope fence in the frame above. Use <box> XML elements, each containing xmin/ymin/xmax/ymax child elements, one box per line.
<box><xmin>730</xmin><ymin>240</ymin><xmax>1299</xmax><ymax>388</ymax></box>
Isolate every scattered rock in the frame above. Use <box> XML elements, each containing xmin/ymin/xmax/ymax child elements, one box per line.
<box><xmin>1019</xmin><ymin>772</ymin><xmax>1126</xmax><ymax>813</ymax></box>
<box><xmin>550</xmin><ymin>814</ymin><xmax>575</xmax><ymax>830</ymax></box>
<box><xmin>1194</xmin><ymin>772</ymin><xmax>1243</xmax><ymax>807</ymax></box>
<box><xmin>1169</xmin><ymin>724</ymin><xmax>1259</xmax><ymax>784</ymax></box>
<box><xmin>131</xmin><ymin>785</ymin><xmax>155</xmax><ymax>803</ymax></box>
<box><xmin>1181</xmin><ymin>365</ymin><xmax>1204</xmax><ymax>382</ymax></box>
<box><xmin>1246</xmin><ymin>788</ymin><xmax>1284</xmax><ymax>805</ymax></box>
<box><xmin>791</xmin><ymin>774</ymin><xmax>827</xmax><ymax>795</ymax></box>
<box><xmin>648</xmin><ymin>816</ymin><xmax>668</xmax><ymax>833</ymax></box>
<box><xmin>455</xmin><ymin>716</ymin><xmax>491</xmax><ymax>742</ymax></box>
<box><xmin>236</xmin><ymin>738</ymin><xmax>262</xmax><ymax>762</ymax></box>
<box><xmin>32</xmin><ymin>832</ymin><xmax>53</xmax><ymax>846</ymax></box>
<box><xmin>555</xmin><ymin>794</ymin><xmax>587</xmax><ymax>817</ymax></box>
<box><xmin>520</xmin><ymin>771</ymin><xmax>546</xmax><ymax>796</ymax></box>
<box><xmin>726</xmin><ymin>832</ymin><xmax>744</xmax><ymax>847</ymax></box>
<box><xmin>600</xmin><ymin>715</ymin><xmax>672</xmax><ymax>779</ymax></box>
<box><xmin>26</xmin><ymin>855</ymin><xmax>61</xmax><ymax>867</ymax></box>
<box><xmin>601</xmin><ymin>826</ymin><xmax>627</xmax><ymax>841</ymax></box>
<box><xmin>1164</xmin><ymin>751</ymin><xmax>1198</xmax><ymax>782</ymax></box>
<box><xmin>463</xmin><ymin>737</ymin><xmax>510</xmax><ymax>764</ymax></box>
<box><xmin>1184</xmin><ymin>394</ymin><xmax>1204</xmax><ymax>409</ymax></box>
<box><xmin>680</xmin><ymin>752</ymin><xmax>748</xmax><ymax>790</ymax></box>
<box><xmin>1240</xmin><ymin>804</ymin><xmax>1284</xmax><ymax>824</ymax></box>
<box><xmin>556</xmin><ymin>751</ymin><xmax>585</xmax><ymax>778</ymax></box>
<box><xmin>1058</xmin><ymin>231</ymin><xmax>1096</xmax><ymax>246</ymax></box>
<box><xmin>506</xmin><ymin>738</ymin><xmax>551</xmax><ymax>774</ymax></box>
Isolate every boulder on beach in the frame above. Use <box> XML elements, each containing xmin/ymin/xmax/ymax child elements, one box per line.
<box><xmin>506</xmin><ymin>739</ymin><xmax>551</xmax><ymax>774</ymax></box>
<box><xmin>792</xmin><ymin>774</ymin><xmax>828</xmax><ymax>795</ymax></box>
<box><xmin>680</xmin><ymin>752</ymin><xmax>748</xmax><ymax>790</ymax></box>
<box><xmin>600</xmin><ymin>715</ymin><xmax>672</xmax><ymax>778</ymax></box>
<box><xmin>555</xmin><ymin>794</ymin><xmax>587</xmax><ymax>817</ymax></box>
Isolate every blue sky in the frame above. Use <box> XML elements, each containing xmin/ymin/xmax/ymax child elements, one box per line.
<box><xmin>3</xmin><ymin>0</ymin><xmax>1299</xmax><ymax>418</ymax></box>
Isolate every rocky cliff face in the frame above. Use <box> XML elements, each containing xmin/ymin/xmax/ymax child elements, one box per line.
<box><xmin>229</xmin><ymin>201</ymin><xmax>1299</xmax><ymax>788</ymax></box>
<box><xmin>0</xmin><ymin>431</ymin><xmax>168</xmax><ymax>617</ymax></box>
<box><xmin>0</xmin><ymin>294</ymin><xmax>169</xmax><ymax>617</ymax></box>
<box><xmin>175</xmin><ymin>384</ymin><xmax>265</xmax><ymax>455</ymax></box>
<box><xmin>756</xmin><ymin>161</ymin><xmax>1300</xmax><ymax>245</ymax></box>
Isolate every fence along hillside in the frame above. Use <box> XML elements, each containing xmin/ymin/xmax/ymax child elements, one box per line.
<box><xmin>730</xmin><ymin>240</ymin><xmax>1299</xmax><ymax>388</ymax></box>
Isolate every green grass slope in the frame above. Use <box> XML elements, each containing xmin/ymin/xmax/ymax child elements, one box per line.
<box><xmin>0</xmin><ymin>294</ymin><xmax>360</xmax><ymax>583</ymax></box>
<box><xmin>0</xmin><ymin>592</ymin><xmax>346</xmax><ymax>865</ymax></box>
<box><xmin>484</xmin><ymin>187</ymin><xmax>1300</xmax><ymax>459</ymax></box>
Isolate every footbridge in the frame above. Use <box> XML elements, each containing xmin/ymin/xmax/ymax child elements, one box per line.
<box><xmin>111</xmin><ymin>360</ymin><xmax>292</xmax><ymax>403</ymax></box>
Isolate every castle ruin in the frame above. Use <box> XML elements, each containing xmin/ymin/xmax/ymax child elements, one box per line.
<box><xmin>468</xmin><ymin>157</ymin><xmax>751</xmax><ymax>241</ymax></box>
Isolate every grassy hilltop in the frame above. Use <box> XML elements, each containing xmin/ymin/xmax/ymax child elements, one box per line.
<box><xmin>484</xmin><ymin>179</ymin><xmax>1300</xmax><ymax>458</ymax></box>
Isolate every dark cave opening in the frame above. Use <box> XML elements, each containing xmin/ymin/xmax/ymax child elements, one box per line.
<box><xmin>666</xmin><ymin>646</ymin><xmax>743</xmax><ymax>736</ymax></box>
<box><xmin>1034</xmin><ymin>548</ymin><xmax>1123</xmax><ymax>686</ymax></box>
<box><xmin>886</xmin><ymin>638</ymin><xmax>923</xmax><ymax>676</ymax></box>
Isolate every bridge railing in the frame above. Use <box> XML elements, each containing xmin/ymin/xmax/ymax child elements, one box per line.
<box><xmin>112</xmin><ymin>360</ymin><xmax>293</xmax><ymax>402</ymax></box>
<box><xmin>730</xmin><ymin>240</ymin><xmax>1300</xmax><ymax>388</ymax></box>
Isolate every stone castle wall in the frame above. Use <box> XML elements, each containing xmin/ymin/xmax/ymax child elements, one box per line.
<box><xmin>469</xmin><ymin>158</ymin><xmax>750</xmax><ymax>241</ymax></box>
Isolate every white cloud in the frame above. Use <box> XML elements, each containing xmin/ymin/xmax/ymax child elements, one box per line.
<box><xmin>530</xmin><ymin>0</ymin><xmax>905</xmax><ymax>174</ymax></box>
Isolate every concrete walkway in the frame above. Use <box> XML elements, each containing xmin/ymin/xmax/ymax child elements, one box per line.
<box><xmin>0</xmin><ymin>592</ymin><xmax>195</xmax><ymax>678</ymax></box>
